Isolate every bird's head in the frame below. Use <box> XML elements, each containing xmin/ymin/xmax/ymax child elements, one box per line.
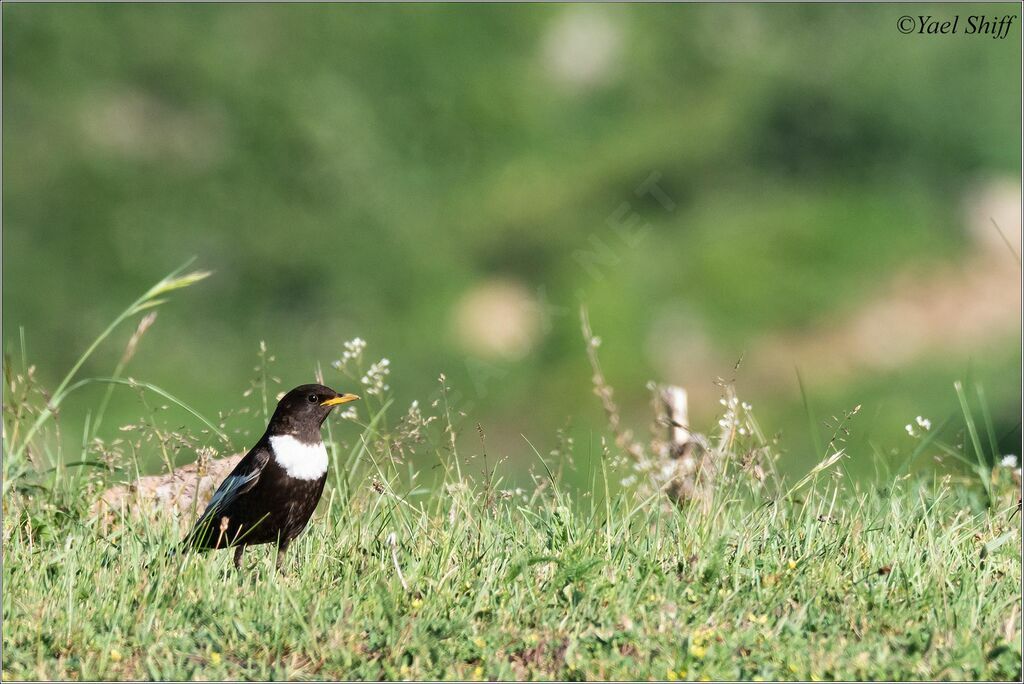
<box><xmin>267</xmin><ymin>384</ymin><xmax>360</xmax><ymax>438</ymax></box>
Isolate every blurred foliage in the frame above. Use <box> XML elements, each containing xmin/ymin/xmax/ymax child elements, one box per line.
<box><xmin>3</xmin><ymin>3</ymin><xmax>1020</xmax><ymax>478</ymax></box>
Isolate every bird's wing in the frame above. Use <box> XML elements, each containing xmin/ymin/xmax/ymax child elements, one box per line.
<box><xmin>198</xmin><ymin>446</ymin><xmax>271</xmax><ymax>520</ymax></box>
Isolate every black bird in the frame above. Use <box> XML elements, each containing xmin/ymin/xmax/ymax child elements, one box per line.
<box><xmin>182</xmin><ymin>384</ymin><xmax>359</xmax><ymax>570</ymax></box>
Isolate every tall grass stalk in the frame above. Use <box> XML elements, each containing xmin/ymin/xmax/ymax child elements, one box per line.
<box><xmin>8</xmin><ymin>263</ymin><xmax>210</xmax><ymax>462</ymax></box>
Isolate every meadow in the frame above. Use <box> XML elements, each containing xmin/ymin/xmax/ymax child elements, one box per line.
<box><xmin>2</xmin><ymin>272</ymin><xmax>1021</xmax><ymax>681</ymax></box>
<box><xmin>3</xmin><ymin>6</ymin><xmax>1021</xmax><ymax>679</ymax></box>
<box><xmin>4</xmin><ymin>3</ymin><xmax>1021</xmax><ymax>481</ymax></box>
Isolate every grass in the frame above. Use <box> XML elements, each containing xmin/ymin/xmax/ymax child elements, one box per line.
<box><xmin>2</xmin><ymin>275</ymin><xmax>1022</xmax><ymax>681</ymax></box>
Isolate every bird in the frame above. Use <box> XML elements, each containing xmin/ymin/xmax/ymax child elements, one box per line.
<box><xmin>181</xmin><ymin>383</ymin><xmax>359</xmax><ymax>571</ymax></box>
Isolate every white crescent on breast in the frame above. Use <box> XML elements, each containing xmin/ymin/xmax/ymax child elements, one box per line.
<box><xmin>268</xmin><ymin>434</ymin><xmax>329</xmax><ymax>480</ymax></box>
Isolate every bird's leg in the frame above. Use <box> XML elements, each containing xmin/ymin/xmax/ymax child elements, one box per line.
<box><xmin>276</xmin><ymin>540</ymin><xmax>290</xmax><ymax>574</ymax></box>
<box><xmin>233</xmin><ymin>544</ymin><xmax>245</xmax><ymax>570</ymax></box>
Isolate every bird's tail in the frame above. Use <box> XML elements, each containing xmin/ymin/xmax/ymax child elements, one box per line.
<box><xmin>156</xmin><ymin>536</ymin><xmax>209</xmax><ymax>570</ymax></box>
<box><xmin>141</xmin><ymin>539</ymin><xmax>185</xmax><ymax>572</ymax></box>
<box><xmin>175</xmin><ymin>513</ymin><xmax>219</xmax><ymax>555</ymax></box>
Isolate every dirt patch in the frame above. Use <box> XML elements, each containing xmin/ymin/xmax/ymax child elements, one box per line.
<box><xmin>509</xmin><ymin>638</ymin><xmax>569</xmax><ymax>679</ymax></box>
<box><xmin>650</xmin><ymin>178</ymin><xmax>1021</xmax><ymax>403</ymax></box>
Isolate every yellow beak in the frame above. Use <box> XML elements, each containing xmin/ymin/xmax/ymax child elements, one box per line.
<box><xmin>321</xmin><ymin>393</ymin><xmax>360</xmax><ymax>407</ymax></box>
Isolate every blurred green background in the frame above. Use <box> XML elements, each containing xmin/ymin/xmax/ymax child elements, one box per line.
<box><xmin>3</xmin><ymin>4</ymin><xmax>1021</xmax><ymax>479</ymax></box>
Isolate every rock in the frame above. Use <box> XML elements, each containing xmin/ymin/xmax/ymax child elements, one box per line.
<box><xmin>92</xmin><ymin>453</ymin><xmax>242</xmax><ymax>528</ymax></box>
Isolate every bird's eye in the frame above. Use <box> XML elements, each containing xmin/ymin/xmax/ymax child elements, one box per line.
<box><xmin>307</xmin><ymin>394</ymin><xmax>319</xmax><ymax>404</ymax></box>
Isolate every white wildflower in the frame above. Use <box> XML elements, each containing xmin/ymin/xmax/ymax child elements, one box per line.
<box><xmin>346</xmin><ymin>337</ymin><xmax>366</xmax><ymax>356</ymax></box>
<box><xmin>1000</xmin><ymin>454</ymin><xmax>1018</xmax><ymax>469</ymax></box>
<box><xmin>659</xmin><ymin>461</ymin><xmax>678</xmax><ymax>481</ymax></box>
<box><xmin>499</xmin><ymin>488</ymin><xmax>527</xmax><ymax>501</ymax></box>
<box><xmin>905</xmin><ymin>424</ymin><xmax>916</xmax><ymax>437</ymax></box>
<box><xmin>332</xmin><ymin>337</ymin><xmax>367</xmax><ymax>371</ymax></box>
<box><xmin>361</xmin><ymin>358</ymin><xmax>391</xmax><ymax>396</ymax></box>
<box><xmin>915</xmin><ymin>416</ymin><xmax>931</xmax><ymax>431</ymax></box>
<box><xmin>338</xmin><ymin>406</ymin><xmax>359</xmax><ymax>421</ymax></box>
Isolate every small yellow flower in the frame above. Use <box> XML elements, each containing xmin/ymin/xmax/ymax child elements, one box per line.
<box><xmin>787</xmin><ymin>559</ymin><xmax>798</xmax><ymax>570</ymax></box>
<box><xmin>689</xmin><ymin>644</ymin><xmax>706</xmax><ymax>659</ymax></box>
<box><xmin>747</xmin><ymin>613</ymin><xmax>768</xmax><ymax>626</ymax></box>
<box><xmin>753</xmin><ymin>677</ymin><xmax>765</xmax><ymax>682</ymax></box>
<box><xmin>109</xmin><ymin>649</ymin><xmax>122</xmax><ymax>663</ymax></box>
<box><xmin>700</xmin><ymin>675</ymin><xmax>710</xmax><ymax>682</ymax></box>
<box><xmin>788</xmin><ymin>662</ymin><xmax>798</xmax><ymax>673</ymax></box>
<box><xmin>411</xmin><ymin>598</ymin><xmax>423</xmax><ymax>610</ymax></box>
<box><xmin>717</xmin><ymin>587</ymin><xmax>728</xmax><ymax>597</ymax></box>
<box><xmin>399</xmin><ymin>664</ymin><xmax>412</xmax><ymax>678</ymax></box>
<box><xmin>472</xmin><ymin>665</ymin><xmax>484</xmax><ymax>680</ymax></box>
<box><xmin>472</xmin><ymin>636</ymin><xmax>486</xmax><ymax>649</ymax></box>
<box><xmin>210</xmin><ymin>652</ymin><xmax>221</xmax><ymax>666</ymax></box>
<box><xmin>667</xmin><ymin>668</ymin><xmax>678</xmax><ymax>681</ymax></box>
<box><xmin>525</xmin><ymin>633</ymin><xmax>539</xmax><ymax>646</ymax></box>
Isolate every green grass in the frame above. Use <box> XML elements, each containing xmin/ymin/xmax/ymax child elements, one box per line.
<box><xmin>2</xmin><ymin>276</ymin><xmax>1021</xmax><ymax>681</ymax></box>
<box><xmin>2</xmin><ymin>443</ymin><xmax>1021</xmax><ymax>681</ymax></box>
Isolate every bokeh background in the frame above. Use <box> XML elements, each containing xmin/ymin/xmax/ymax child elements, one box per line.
<box><xmin>4</xmin><ymin>4</ymin><xmax>1021</xmax><ymax>480</ymax></box>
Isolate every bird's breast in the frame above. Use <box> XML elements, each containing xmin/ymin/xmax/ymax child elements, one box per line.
<box><xmin>268</xmin><ymin>434</ymin><xmax>329</xmax><ymax>480</ymax></box>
